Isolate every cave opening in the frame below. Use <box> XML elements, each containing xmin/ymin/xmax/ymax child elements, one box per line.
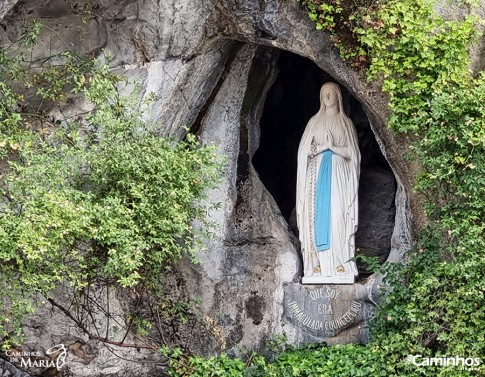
<box><xmin>252</xmin><ymin>50</ymin><xmax>396</xmax><ymax>267</ymax></box>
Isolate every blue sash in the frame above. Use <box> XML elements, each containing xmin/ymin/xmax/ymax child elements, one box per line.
<box><xmin>314</xmin><ymin>149</ymin><xmax>334</xmax><ymax>251</ymax></box>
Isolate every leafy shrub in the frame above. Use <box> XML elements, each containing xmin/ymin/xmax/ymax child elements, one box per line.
<box><xmin>0</xmin><ymin>22</ymin><xmax>221</xmax><ymax>348</ymax></box>
<box><xmin>166</xmin><ymin>343</ymin><xmax>389</xmax><ymax>376</ymax></box>
<box><xmin>162</xmin><ymin>348</ymin><xmax>246</xmax><ymax>377</ymax></box>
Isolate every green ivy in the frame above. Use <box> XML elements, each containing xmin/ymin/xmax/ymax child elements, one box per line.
<box><xmin>0</xmin><ymin>22</ymin><xmax>222</xmax><ymax>348</ymax></box>
<box><xmin>165</xmin><ymin>343</ymin><xmax>390</xmax><ymax>376</ymax></box>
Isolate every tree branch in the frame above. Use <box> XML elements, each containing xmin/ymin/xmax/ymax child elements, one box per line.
<box><xmin>47</xmin><ymin>298</ymin><xmax>157</xmax><ymax>350</ymax></box>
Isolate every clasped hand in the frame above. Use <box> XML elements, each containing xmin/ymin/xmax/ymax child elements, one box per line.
<box><xmin>310</xmin><ymin>130</ymin><xmax>334</xmax><ymax>158</ymax></box>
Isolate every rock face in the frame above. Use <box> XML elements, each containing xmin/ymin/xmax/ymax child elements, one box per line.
<box><xmin>0</xmin><ymin>359</ymin><xmax>30</xmax><ymax>377</ymax></box>
<box><xmin>1</xmin><ymin>0</ymin><xmax>415</xmax><ymax>376</ymax></box>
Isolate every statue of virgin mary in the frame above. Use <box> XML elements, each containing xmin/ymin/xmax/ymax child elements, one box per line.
<box><xmin>296</xmin><ymin>82</ymin><xmax>360</xmax><ymax>284</ymax></box>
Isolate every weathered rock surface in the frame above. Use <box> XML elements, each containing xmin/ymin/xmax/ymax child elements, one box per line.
<box><xmin>0</xmin><ymin>359</ymin><xmax>30</xmax><ymax>377</ymax></box>
<box><xmin>0</xmin><ymin>0</ymin><xmax>423</xmax><ymax>375</ymax></box>
<box><xmin>184</xmin><ymin>44</ymin><xmax>301</xmax><ymax>355</ymax></box>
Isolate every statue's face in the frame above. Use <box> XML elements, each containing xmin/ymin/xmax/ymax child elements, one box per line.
<box><xmin>323</xmin><ymin>89</ymin><xmax>338</xmax><ymax>107</ymax></box>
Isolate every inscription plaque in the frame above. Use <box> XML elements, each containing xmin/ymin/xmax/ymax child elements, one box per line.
<box><xmin>287</xmin><ymin>300</ymin><xmax>362</xmax><ymax>331</ymax></box>
<box><xmin>283</xmin><ymin>283</ymin><xmax>372</xmax><ymax>341</ymax></box>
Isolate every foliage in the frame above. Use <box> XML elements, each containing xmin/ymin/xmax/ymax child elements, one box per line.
<box><xmin>298</xmin><ymin>0</ymin><xmax>378</xmax><ymax>64</ymax></box>
<box><xmin>353</xmin><ymin>0</ymin><xmax>477</xmax><ymax>133</ymax></box>
<box><xmin>369</xmin><ymin>77</ymin><xmax>485</xmax><ymax>375</ymax></box>
<box><xmin>299</xmin><ymin>0</ymin><xmax>479</xmax><ymax>131</ymax></box>
<box><xmin>166</xmin><ymin>338</ymin><xmax>485</xmax><ymax>376</ymax></box>
<box><xmin>165</xmin><ymin>343</ymin><xmax>389</xmax><ymax>376</ymax></box>
<box><xmin>162</xmin><ymin>348</ymin><xmax>246</xmax><ymax>377</ymax></box>
<box><xmin>249</xmin><ymin>343</ymin><xmax>387</xmax><ymax>377</ymax></box>
<box><xmin>0</xmin><ymin>21</ymin><xmax>222</xmax><ymax>348</ymax></box>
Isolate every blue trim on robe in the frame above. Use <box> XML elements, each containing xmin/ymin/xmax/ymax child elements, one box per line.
<box><xmin>314</xmin><ymin>149</ymin><xmax>334</xmax><ymax>251</ymax></box>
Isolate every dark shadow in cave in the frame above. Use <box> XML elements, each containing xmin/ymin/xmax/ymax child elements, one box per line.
<box><xmin>252</xmin><ymin>51</ymin><xmax>396</xmax><ymax>269</ymax></box>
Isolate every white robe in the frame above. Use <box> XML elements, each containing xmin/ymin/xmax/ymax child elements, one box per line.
<box><xmin>296</xmin><ymin>83</ymin><xmax>360</xmax><ymax>282</ymax></box>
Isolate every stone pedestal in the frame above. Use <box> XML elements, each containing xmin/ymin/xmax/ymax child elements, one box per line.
<box><xmin>302</xmin><ymin>275</ymin><xmax>355</xmax><ymax>285</ymax></box>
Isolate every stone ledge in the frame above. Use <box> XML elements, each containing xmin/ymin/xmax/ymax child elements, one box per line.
<box><xmin>302</xmin><ymin>275</ymin><xmax>355</xmax><ymax>285</ymax></box>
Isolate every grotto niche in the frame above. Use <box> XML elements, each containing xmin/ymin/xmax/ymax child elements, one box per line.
<box><xmin>252</xmin><ymin>51</ymin><xmax>397</xmax><ymax>276</ymax></box>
